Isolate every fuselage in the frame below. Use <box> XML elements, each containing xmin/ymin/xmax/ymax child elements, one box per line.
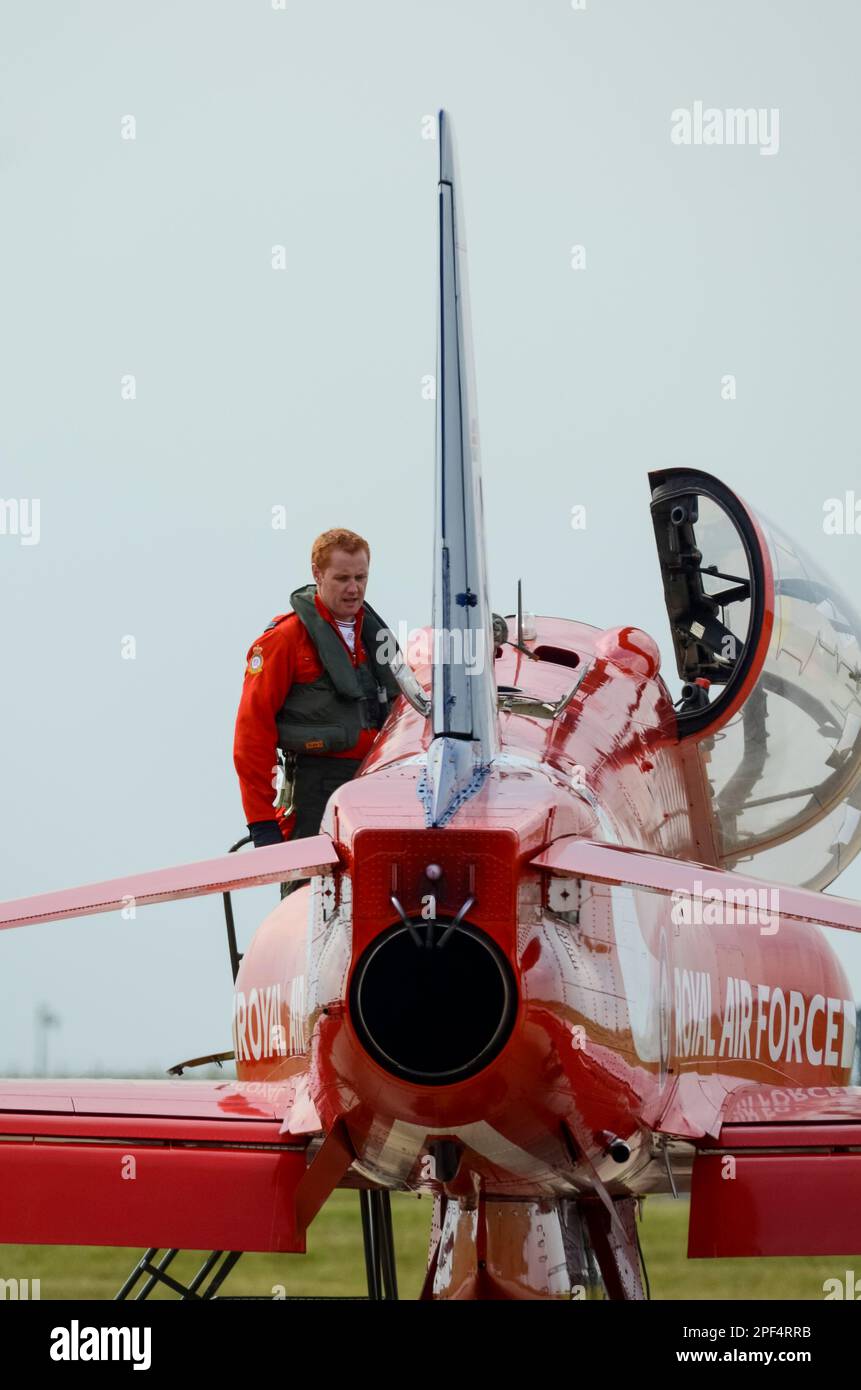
<box><xmin>232</xmin><ymin>616</ymin><xmax>854</xmax><ymax>1198</ymax></box>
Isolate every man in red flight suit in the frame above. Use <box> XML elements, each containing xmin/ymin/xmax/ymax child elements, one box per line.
<box><xmin>233</xmin><ymin>528</ymin><xmax>401</xmax><ymax>874</ymax></box>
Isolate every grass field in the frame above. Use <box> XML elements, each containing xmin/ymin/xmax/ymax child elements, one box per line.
<box><xmin>1</xmin><ymin>1194</ymin><xmax>855</xmax><ymax>1300</ymax></box>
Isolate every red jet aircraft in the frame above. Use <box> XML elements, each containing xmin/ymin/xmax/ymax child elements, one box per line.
<box><xmin>2</xmin><ymin>111</ymin><xmax>861</xmax><ymax>1301</ymax></box>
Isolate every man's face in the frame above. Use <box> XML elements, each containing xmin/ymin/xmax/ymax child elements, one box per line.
<box><xmin>313</xmin><ymin>548</ymin><xmax>369</xmax><ymax>621</ymax></box>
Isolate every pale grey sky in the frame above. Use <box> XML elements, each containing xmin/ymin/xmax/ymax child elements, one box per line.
<box><xmin>2</xmin><ymin>0</ymin><xmax>861</xmax><ymax>1072</ymax></box>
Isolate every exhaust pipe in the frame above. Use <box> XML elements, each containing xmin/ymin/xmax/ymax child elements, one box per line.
<box><xmin>349</xmin><ymin>915</ymin><xmax>517</xmax><ymax>1085</ymax></box>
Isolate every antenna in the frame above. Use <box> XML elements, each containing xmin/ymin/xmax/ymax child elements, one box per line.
<box><xmin>517</xmin><ymin>579</ymin><xmax>523</xmax><ymax>648</ymax></box>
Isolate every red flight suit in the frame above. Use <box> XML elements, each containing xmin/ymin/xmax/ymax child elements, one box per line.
<box><xmin>233</xmin><ymin>593</ymin><xmax>379</xmax><ymax>839</ymax></box>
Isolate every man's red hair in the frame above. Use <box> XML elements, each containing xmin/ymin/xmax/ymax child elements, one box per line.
<box><xmin>311</xmin><ymin>528</ymin><xmax>370</xmax><ymax>573</ymax></box>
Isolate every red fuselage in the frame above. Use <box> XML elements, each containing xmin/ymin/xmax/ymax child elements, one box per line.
<box><xmin>232</xmin><ymin>617</ymin><xmax>854</xmax><ymax>1198</ymax></box>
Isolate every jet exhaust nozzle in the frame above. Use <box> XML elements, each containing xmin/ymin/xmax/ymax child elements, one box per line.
<box><xmin>349</xmin><ymin>918</ymin><xmax>516</xmax><ymax>1086</ymax></box>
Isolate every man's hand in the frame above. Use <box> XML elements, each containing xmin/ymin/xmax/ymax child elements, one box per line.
<box><xmin>247</xmin><ymin>820</ymin><xmax>284</xmax><ymax>848</ymax></box>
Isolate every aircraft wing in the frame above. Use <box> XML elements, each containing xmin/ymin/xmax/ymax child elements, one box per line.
<box><xmin>0</xmin><ymin>1075</ymin><xmax>331</xmax><ymax>1252</ymax></box>
<box><xmin>688</xmin><ymin>1083</ymin><xmax>861</xmax><ymax>1258</ymax></box>
<box><xmin>0</xmin><ymin>837</ymin><xmax>353</xmax><ymax>1253</ymax></box>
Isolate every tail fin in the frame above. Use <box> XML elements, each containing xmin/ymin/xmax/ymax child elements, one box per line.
<box><xmin>424</xmin><ymin>110</ymin><xmax>498</xmax><ymax>826</ymax></box>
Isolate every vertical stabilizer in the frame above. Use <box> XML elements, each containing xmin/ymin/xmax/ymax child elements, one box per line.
<box><xmin>422</xmin><ymin>111</ymin><xmax>498</xmax><ymax>827</ymax></box>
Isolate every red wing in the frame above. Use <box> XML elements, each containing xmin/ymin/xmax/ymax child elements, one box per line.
<box><xmin>688</xmin><ymin>1084</ymin><xmax>861</xmax><ymax>1257</ymax></box>
<box><xmin>0</xmin><ymin>1076</ymin><xmax>328</xmax><ymax>1253</ymax></box>
<box><xmin>532</xmin><ymin>837</ymin><xmax>861</xmax><ymax>934</ymax></box>
<box><xmin>0</xmin><ymin>841</ymin><xmax>347</xmax><ymax>1252</ymax></box>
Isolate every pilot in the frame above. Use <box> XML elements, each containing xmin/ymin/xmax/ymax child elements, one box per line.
<box><xmin>233</xmin><ymin>528</ymin><xmax>401</xmax><ymax>894</ymax></box>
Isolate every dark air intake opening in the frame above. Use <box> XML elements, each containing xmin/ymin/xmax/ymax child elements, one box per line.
<box><xmin>349</xmin><ymin>919</ymin><xmax>517</xmax><ymax>1086</ymax></box>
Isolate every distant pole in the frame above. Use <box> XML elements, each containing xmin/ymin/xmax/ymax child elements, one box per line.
<box><xmin>35</xmin><ymin>1004</ymin><xmax>60</xmax><ymax>1076</ymax></box>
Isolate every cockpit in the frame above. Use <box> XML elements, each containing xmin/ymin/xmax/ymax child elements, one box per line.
<box><xmin>650</xmin><ymin>468</ymin><xmax>861</xmax><ymax>890</ymax></box>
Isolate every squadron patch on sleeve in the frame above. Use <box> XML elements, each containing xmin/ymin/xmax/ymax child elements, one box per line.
<box><xmin>247</xmin><ymin>645</ymin><xmax>264</xmax><ymax>676</ymax></box>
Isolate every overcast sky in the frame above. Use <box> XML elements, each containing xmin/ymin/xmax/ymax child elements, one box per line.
<box><xmin>2</xmin><ymin>0</ymin><xmax>861</xmax><ymax>1073</ymax></box>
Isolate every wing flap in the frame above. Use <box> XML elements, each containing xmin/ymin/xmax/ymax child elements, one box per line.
<box><xmin>689</xmin><ymin>1085</ymin><xmax>861</xmax><ymax>1257</ymax></box>
<box><xmin>0</xmin><ymin>1078</ymin><xmax>321</xmax><ymax>1253</ymax></box>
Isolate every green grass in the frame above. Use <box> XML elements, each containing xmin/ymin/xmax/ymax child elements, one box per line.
<box><xmin>0</xmin><ymin>1194</ymin><xmax>855</xmax><ymax>1300</ymax></box>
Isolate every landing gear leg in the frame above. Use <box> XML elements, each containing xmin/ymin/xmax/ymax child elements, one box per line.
<box><xmin>580</xmin><ymin>1197</ymin><xmax>648</xmax><ymax>1301</ymax></box>
<box><xmin>360</xmin><ymin>1189</ymin><xmax>399</xmax><ymax>1300</ymax></box>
